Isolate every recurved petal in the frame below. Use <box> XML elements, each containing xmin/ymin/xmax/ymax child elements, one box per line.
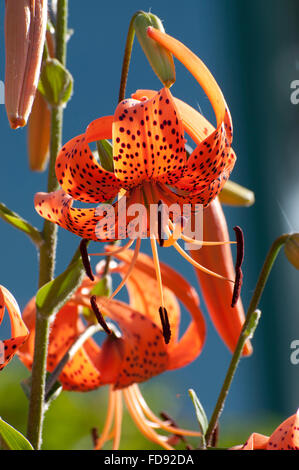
<box><xmin>34</xmin><ymin>188</ymin><xmax>145</xmax><ymax>241</ymax></box>
<box><xmin>56</xmin><ymin>126</ymin><xmax>120</xmax><ymax>204</ymax></box>
<box><xmin>123</xmin><ymin>266</ymin><xmax>181</xmax><ymax>346</ymax></box>
<box><xmin>106</xmin><ymin>248</ymin><xmax>206</xmax><ymax>368</ymax></box>
<box><xmin>0</xmin><ymin>285</ymin><xmax>29</xmax><ymax>370</ymax></box>
<box><xmin>190</xmin><ymin>198</ymin><xmax>252</xmax><ymax>356</ymax></box>
<box><xmin>147</xmin><ymin>28</ymin><xmax>227</xmax><ymax>127</ymax></box>
<box><xmin>266</xmin><ymin>410</ymin><xmax>299</xmax><ymax>450</ymax></box>
<box><xmin>238</xmin><ymin>433</ymin><xmax>269</xmax><ymax>450</ymax></box>
<box><xmin>112</xmin><ymin>88</ymin><xmax>186</xmax><ymax>188</ymax></box>
<box><xmin>100</xmin><ymin>299</ymin><xmax>169</xmax><ymax>389</ymax></box>
<box><xmin>145</xmin><ymin>29</ymin><xmax>235</xmax><ymax>201</ymax></box>
<box><xmin>18</xmin><ymin>297</ymin><xmax>104</xmax><ymax>391</ymax></box>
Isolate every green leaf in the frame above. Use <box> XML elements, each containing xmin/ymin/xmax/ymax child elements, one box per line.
<box><xmin>91</xmin><ymin>274</ymin><xmax>112</xmax><ymax>297</ymax></box>
<box><xmin>36</xmin><ymin>257</ymin><xmax>85</xmax><ymax>317</ymax></box>
<box><xmin>0</xmin><ymin>202</ymin><xmax>43</xmax><ymax>247</ymax></box>
<box><xmin>188</xmin><ymin>388</ymin><xmax>208</xmax><ymax>437</ymax></box>
<box><xmin>38</xmin><ymin>58</ymin><xmax>73</xmax><ymax>107</ymax></box>
<box><xmin>96</xmin><ymin>140</ymin><xmax>114</xmax><ymax>172</ymax></box>
<box><xmin>0</xmin><ymin>417</ymin><xmax>33</xmax><ymax>450</ymax></box>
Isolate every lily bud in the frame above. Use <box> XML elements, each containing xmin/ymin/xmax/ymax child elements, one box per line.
<box><xmin>5</xmin><ymin>0</ymin><xmax>47</xmax><ymax>129</ymax></box>
<box><xmin>284</xmin><ymin>233</ymin><xmax>299</xmax><ymax>270</ymax></box>
<box><xmin>27</xmin><ymin>90</ymin><xmax>50</xmax><ymax>171</ymax></box>
<box><xmin>218</xmin><ymin>180</ymin><xmax>255</xmax><ymax>207</ymax></box>
<box><xmin>133</xmin><ymin>12</ymin><xmax>175</xmax><ymax>87</ymax></box>
<box><xmin>27</xmin><ymin>31</ymin><xmax>55</xmax><ymax>172</ymax></box>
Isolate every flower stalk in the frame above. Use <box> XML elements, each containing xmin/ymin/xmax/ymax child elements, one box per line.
<box><xmin>26</xmin><ymin>0</ymin><xmax>69</xmax><ymax>450</ymax></box>
<box><xmin>205</xmin><ymin>233</ymin><xmax>290</xmax><ymax>446</ymax></box>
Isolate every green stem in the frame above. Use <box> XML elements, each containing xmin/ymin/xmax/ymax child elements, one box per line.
<box><xmin>205</xmin><ymin>234</ymin><xmax>290</xmax><ymax>447</ymax></box>
<box><xmin>101</xmin><ymin>12</ymin><xmax>141</xmax><ymax>276</ymax></box>
<box><xmin>118</xmin><ymin>11</ymin><xmax>142</xmax><ymax>103</ymax></box>
<box><xmin>26</xmin><ymin>0</ymin><xmax>68</xmax><ymax>450</ymax></box>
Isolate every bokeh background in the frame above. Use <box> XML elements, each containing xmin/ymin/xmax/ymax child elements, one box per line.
<box><xmin>0</xmin><ymin>0</ymin><xmax>299</xmax><ymax>449</ymax></box>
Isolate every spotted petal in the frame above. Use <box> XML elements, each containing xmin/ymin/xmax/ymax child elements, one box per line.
<box><xmin>113</xmin><ymin>88</ymin><xmax>186</xmax><ymax>189</ymax></box>
<box><xmin>105</xmin><ymin>247</ymin><xmax>206</xmax><ymax>369</ymax></box>
<box><xmin>55</xmin><ymin>117</ymin><xmax>120</xmax><ymax>203</ymax></box>
<box><xmin>0</xmin><ymin>285</ymin><xmax>28</xmax><ymax>370</ymax></box>
<box><xmin>102</xmin><ymin>299</ymin><xmax>169</xmax><ymax>390</ymax></box>
<box><xmin>34</xmin><ymin>188</ymin><xmax>145</xmax><ymax>241</ymax></box>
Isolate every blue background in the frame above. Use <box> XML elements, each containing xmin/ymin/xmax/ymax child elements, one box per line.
<box><xmin>1</xmin><ymin>0</ymin><xmax>299</xmax><ymax>445</ymax></box>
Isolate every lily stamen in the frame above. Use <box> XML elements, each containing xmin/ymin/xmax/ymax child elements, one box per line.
<box><xmin>159</xmin><ymin>306</ymin><xmax>171</xmax><ymax>345</ymax></box>
<box><xmin>231</xmin><ymin>226</ymin><xmax>244</xmax><ymax>308</ymax></box>
<box><xmin>90</xmin><ymin>295</ymin><xmax>112</xmax><ymax>335</ymax></box>
<box><xmin>80</xmin><ymin>239</ymin><xmax>95</xmax><ymax>281</ymax></box>
<box><xmin>173</xmin><ymin>240</ymin><xmax>234</xmax><ymax>282</ymax></box>
<box><xmin>89</xmin><ymin>238</ymin><xmax>135</xmax><ymax>257</ymax></box>
<box><xmin>108</xmin><ymin>237</ymin><xmax>142</xmax><ymax>301</ymax></box>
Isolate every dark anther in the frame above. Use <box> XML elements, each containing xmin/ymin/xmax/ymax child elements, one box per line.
<box><xmin>231</xmin><ymin>226</ymin><xmax>244</xmax><ymax>308</ymax></box>
<box><xmin>157</xmin><ymin>200</ymin><xmax>165</xmax><ymax>247</ymax></box>
<box><xmin>90</xmin><ymin>295</ymin><xmax>111</xmax><ymax>334</ymax></box>
<box><xmin>91</xmin><ymin>427</ymin><xmax>99</xmax><ymax>447</ymax></box>
<box><xmin>159</xmin><ymin>306</ymin><xmax>171</xmax><ymax>344</ymax></box>
<box><xmin>80</xmin><ymin>239</ymin><xmax>94</xmax><ymax>281</ymax></box>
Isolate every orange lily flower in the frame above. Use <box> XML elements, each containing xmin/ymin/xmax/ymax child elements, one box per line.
<box><xmin>232</xmin><ymin>409</ymin><xmax>299</xmax><ymax>450</ymax></box>
<box><xmin>0</xmin><ymin>285</ymin><xmax>29</xmax><ymax>371</ymax></box>
<box><xmin>34</xmin><ymin>27</ymin><xmax>238</xmax><ymax>325</ymax></box>
<box><xmin>18</xmin><ymin>250</ymin><xmax>205</xmax><ymax>449</ymax></box>
<box><xmin>190</xmin><ymin>197</ymin><xmax>252</xmax><ymax>356</ymax></box>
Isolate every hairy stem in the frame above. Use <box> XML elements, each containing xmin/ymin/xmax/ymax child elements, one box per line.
<box><xmin>26</xmin><ymin>0</ymin><xmax>68</xmax><ymax>450</ymax></box>
<box><xmin>205</xmin><ymin>234</ymin><xmax>290</xmax><ymax>446</ymax></box>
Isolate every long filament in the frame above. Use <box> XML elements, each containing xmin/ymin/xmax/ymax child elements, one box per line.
<box><xmin>133</xmin><ymin>384</ymin><xmax>202</xmax><ymax>437</ymax></box>
<box><xmin>94</xmin><ymin>386</ymin><xmax>116</xmax><ymax>450</ymax></box>
<box><xmin>108</xmin><ymin>237</ymin><xmax>141</xmax><ymax>301</ymax></box>
<box><xmin>173</xmin><ymin>240</ymin><xmax>233</xmax><ymax>282</ymax></box>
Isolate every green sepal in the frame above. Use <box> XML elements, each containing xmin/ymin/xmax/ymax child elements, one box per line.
<box><xmin>38</xmin><ymin>58</ymin><xmax>73</xmax><ymax>107</ymax></box>
<box><xmin>134</xmin><ymin>11</ymin><xmax>175</xmax><ymax>87</ymax></box>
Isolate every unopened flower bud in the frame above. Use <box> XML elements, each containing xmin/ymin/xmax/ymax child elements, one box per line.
<box><xmin>134</xmin><ymin>12</ymin><xmax>175</xmax><ymax>87</ymax></box>
<box><xmin>27</xmin><ymin>30</ymin><xmax>55</xmax><ymax>172</ymax></box>
<box><xmin>284</xmin><ymin>234</ymin><xmax>299</xmax><ymax>270</ymax></box>
<box><xmin>218</xmin><ymin>180</ymin><xmax>255</xmax><ymax>207</ymax></box>
<box><xmin>27</xmin><ymin>90</ymin><xmax>50</xmax><ymax>171</ymax></box>
<box><xmin>5</xmin><ymin>0</ymin><xmax>47</xmax><ymax>129</ymax></box>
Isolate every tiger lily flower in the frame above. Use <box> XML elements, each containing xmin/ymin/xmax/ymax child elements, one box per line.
<box><xmin>18</xmin><ymin>250</ymin><xmax>205</xmax><ymax>449</ymax></box>
<box><xmin>190</xmin><ymin>198</ymin><xmax>252</xmax><ymax>356</ymax></box>
<box><xmin>34</xmin><ymin>27</ymin><xmax>238</xmax><ymax>331</ymax></box>
<box><xmin>0</xmin><ymin>285</ymin><xmax>29</xmax><ymax>371</ymax></box>
<box><xmin>232</xmin><ymin>409</ymin><xmax>299</xmax><ymax>450</ymax></box>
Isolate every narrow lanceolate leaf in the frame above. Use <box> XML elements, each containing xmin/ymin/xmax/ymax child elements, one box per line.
<box><xmin>0</xmin><ymin>418</ymin><xmax>33</xmax><ymax>450</ymax></box>
<box><xmin>38</xmin><ymin>58</ymin><xmax>73</xmax><ymax>107</ymax></box>
<box><xmin>188</xmin><ymin>389</ymin><xmax>209</xmax><ymax>436</ymax></box>
<box><xmin>96</xmin><ymin>140</ymin><xmax>114</xmax><ymax>172</ymax></box>
<box><xmin>0</xmin><ymin>202</ymin><xmax>43</xmax><ymax>247</ymax></box>
<box><xmin>36</xmin><ymin>257</ymin><xmax>85</xmax><ymax>317</ymax></box>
